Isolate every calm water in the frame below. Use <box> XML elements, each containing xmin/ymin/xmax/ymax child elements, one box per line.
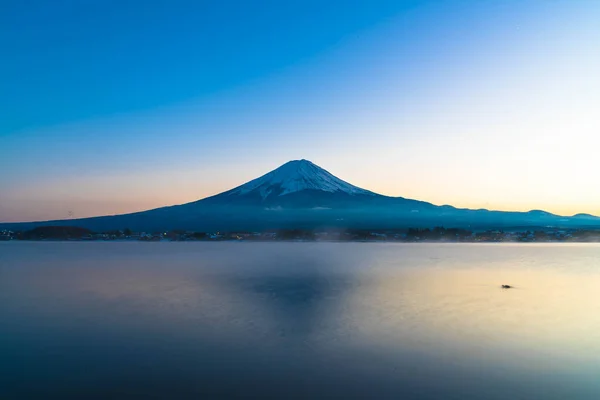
<box><xmin>1</xmin><ymin>242</ymin><xmax>600</xmax><ymax>399</ymax></box>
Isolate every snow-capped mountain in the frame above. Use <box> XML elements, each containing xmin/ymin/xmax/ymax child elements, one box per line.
<box><xmin>200</xmin><ymin>159</ymin><xmax>380</xmax><ymax>208</ymax></box>
<box><xmin>224</xmin><ymin>159</ymin><xmax>375</xmax><ymax>199</ymax></box>
<box><xmin>2</xmin><ymin>159</ymin><xmax>599</xmax><ymax>232</ymax></box>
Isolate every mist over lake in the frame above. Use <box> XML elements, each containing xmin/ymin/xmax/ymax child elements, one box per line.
<box><xmin>1</xmin><ymin>242</ymin><xmax>600</xmax><ymax>399</ymax></box>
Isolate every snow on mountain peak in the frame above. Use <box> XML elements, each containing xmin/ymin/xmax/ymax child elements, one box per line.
<box><xmin>227</xmin><ymin>159</ymin><xmax>375</xmax><ymax>199</ymax></box>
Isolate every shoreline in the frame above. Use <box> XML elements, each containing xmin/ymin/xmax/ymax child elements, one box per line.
<box><xmin>3</xmin><ymin>239</ymin><xmax>600</xmax><ymax>244</ymax></box>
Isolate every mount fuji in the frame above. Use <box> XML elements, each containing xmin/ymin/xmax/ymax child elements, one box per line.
<box><xmin>2</xmin><ymin>159</ymin><xmax>599</xmax><ymax>232</ymax></box>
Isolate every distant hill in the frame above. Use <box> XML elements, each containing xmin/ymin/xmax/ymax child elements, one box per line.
<box><xmin>2</xmin><ymin>159</ymin><xmax>599</xmax><ymax>232</ymax></box>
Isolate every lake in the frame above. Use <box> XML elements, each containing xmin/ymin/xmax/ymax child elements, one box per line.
<box><xmin>1</xmin><ymin>242</ymin><xmax>599</xmax><ymax>399</ymax></box>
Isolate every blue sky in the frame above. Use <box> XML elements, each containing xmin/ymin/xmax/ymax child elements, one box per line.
<box><xmin>2</xmin><ymin>0</ymin><xmax>410</xmax><ymax>132</ymax></box>
<box><xmin>1</xmin><ymin>0</ymin><xmax>599</xmax><ymax>221</ymax></box>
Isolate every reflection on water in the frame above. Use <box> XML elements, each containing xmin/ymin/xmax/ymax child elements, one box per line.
<box><xmin>1</xmin><ymin>242</ymin><xmax>599</xmax><ymax>399</ymax></box>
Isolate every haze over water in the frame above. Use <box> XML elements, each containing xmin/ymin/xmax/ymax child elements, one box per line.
<box><xmin>1</xmin><ymin>242</ymin><xmax>600</xmax><ymax>399</ymax></box>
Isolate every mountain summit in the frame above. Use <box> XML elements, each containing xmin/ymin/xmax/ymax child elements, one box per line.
<box><xmin>216</xmin><ymin>159</ymin><xmax>375</xmax><ymax>201</ymax></box>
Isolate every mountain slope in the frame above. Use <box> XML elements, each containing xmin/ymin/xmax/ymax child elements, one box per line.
<box><xmin>2</xmin><ymin>159</ymin><xmax>599</xmax><ymax>232</ymax></box>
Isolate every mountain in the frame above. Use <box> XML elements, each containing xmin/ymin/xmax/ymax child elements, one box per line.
<box><xmin>2</xmin><ymin>159</ymin><xmax>599</xmax><ymax>232</ymax></box>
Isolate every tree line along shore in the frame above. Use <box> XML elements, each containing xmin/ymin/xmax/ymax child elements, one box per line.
<box><xmin>2</xmin><ymin>226</ymin><xmax>600</xmax><ymax>242</ymax></box>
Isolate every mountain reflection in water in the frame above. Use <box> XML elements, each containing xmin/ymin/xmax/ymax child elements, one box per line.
<box><xmin>1</xmin><ymin>242</ymin><xmax>599</xmax><ymax>399</ymax></box>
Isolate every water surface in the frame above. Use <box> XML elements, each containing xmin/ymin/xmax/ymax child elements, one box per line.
<box><xmin>1</xmin><ymin>242</ymin><xmax>599</xmax><ymax>399</ymax></box>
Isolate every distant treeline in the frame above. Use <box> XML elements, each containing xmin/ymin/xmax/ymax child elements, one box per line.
<box><xmin>405</xmin><ymin>227</ymin><xmax>473</xmax><ymax>240</ymax></box>
<box><xmin>6</xmin><ymin>225</ymin><xmax>600</xmax><ymax>242</ymax></box>
<box><xmin>17</xmin><ymin>226</ymin><xmax>93</xmax><ymax>240</ymax></box>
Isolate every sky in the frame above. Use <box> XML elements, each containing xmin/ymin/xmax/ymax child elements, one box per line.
<box><xmin>1</xmin><ymin>0</ymin><xmax>599</xmax><ymax>222</ymax></box>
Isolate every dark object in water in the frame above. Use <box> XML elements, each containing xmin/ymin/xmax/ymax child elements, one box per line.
<box><xmin>501</xmin><ymin>285</ymin><xmax>512</xmax><ymax>289</ymax></box>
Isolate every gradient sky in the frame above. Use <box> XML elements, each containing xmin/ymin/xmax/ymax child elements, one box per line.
<box><xmin>1</xmin><ymin>0</ymin><xmax>599</xmax><ymax>222</ymax></box>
